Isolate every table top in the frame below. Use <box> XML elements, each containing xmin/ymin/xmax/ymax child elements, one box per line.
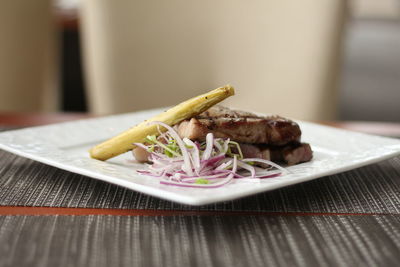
<box><xmin>1</xmin><ymin>113</ymin><xmax>400</xmax><ymax>267</ymax></box>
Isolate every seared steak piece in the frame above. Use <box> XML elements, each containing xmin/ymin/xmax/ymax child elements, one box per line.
<box><xmin>282</xmin><ymin>143</ymin><xmax>313</xmax><ymax>165</ymax></box>
<box><xmin>134</xmin><ymin>106</ymin><xmax>312</xmax><ymax>165</ymax></box>
<box><xmin>238</xmin><ymin>143</ymin><xmax>313</xmax><ymax>165</ymax></box>
<box><xmin>176</xmin><ymin>106</ymin><xmax>301</xmax><ymax>146</ymax></box>
<box><xmin>197</xmin><ymin>105</ymin><xmax>260</xmax><ymax>119</ymax></box>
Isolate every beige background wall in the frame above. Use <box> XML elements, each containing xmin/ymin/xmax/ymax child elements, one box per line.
<box><xmin>81</xmin><ymin>0</ymin><xmax>346</xmax><ymax>120</ymax></box>
<box><xmin>0</xmin><ymin>1</ymin><xmax>57</xmax><ymax>112</ymax></box>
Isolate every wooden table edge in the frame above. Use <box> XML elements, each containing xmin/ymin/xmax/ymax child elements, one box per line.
<box><xmin>0</xmin><ymin>206</ymin><xmax>394</xmax><ymax>217</ymax></box>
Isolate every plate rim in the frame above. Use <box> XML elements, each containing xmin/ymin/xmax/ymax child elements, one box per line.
<box><xmin>1</xmin><ymin>109</ymin><xmax>400</xmax><ymax>205</ymax></box>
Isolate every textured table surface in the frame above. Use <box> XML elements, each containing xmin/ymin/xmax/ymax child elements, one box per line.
<box><xmin>1</xmin><ymin>122</ymin><xmax>400</xmax><ymax>267</ymax></box>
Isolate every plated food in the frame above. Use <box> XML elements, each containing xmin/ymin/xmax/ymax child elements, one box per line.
<box><xmin>174</xmin><ymin>105</ymin><xmax>312</xmax><ymax>166</ymax></box>
<box><xmin>2</xmin><ymin>108</ymin><xmax>398</xmax><ymax>204</ymax></box>
<box><xmin>90</xmin><ymin>85</ymin><xmax>234</xmax><ymax>160</ymax></box>
<box><xmin>90</xmin><ymin>85</ymin><xmax>312</xmax><ymax>188</ymax></box>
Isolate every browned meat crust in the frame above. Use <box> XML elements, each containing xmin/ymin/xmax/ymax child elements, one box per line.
<box><xmin>176</xmin><ymin>106</ymin><xmax>301</xmax><ymax>146</ymax></box>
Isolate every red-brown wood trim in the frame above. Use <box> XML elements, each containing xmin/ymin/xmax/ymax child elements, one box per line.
<box><xmin>0</xmin><ymin>206</ymin><xmax>392</xmax><ymax>216</ymax></box>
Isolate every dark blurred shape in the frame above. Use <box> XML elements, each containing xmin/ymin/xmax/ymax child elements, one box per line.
<box><xmin>61</xmin><ymin>28</ymin><xmax>87</xmax><ymax>111</ymax></box>
<box><xmin>340</xmin><ymin>18</ymin><xmax>400</xmax><ymax>122</ymax></box>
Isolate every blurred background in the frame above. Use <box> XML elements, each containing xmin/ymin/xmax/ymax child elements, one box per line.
<box><xmin>0</xmin><ymin>0</ymin><xmax>399</xmax><ymax>121</ymax></box>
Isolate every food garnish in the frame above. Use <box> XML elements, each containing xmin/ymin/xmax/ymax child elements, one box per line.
<box><xmin>134</xmin><ymin>121</ymin><xmax>288</xmax><ymax>188</ymax></box>
<box><xmin>90</xmin><ymin>85</ymin><xmax>234</xmax><ymax>161</ymax></box>
<box><xmin>90</xmin><ymin>85</ymin><xmax>312</xmax><ymax>189</ymax></box>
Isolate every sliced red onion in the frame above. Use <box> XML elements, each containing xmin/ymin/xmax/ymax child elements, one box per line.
<box><xmin>133</xmin><ymin>143</ymin><xmax>164</xmax><ymax>160</ymax></box>
<box><xmin>215</xmin><ymin>159</ymin><xmax>233</xmax><ymax>170</ymax></box>
<box><xmin>211</xmin><ymin>169</ymin><xmax>244</xmax><ymax>178</ymax></box>
<box><xmin>148</xmin><ymin>121</ymin><xmax>194</xmax><ymax>176</ymax></box>
<box><xmin>232</xmin><ymin>155</ymin><xmax>238</xmax><ymax>173</ymax></box>
<box><xmin>242</xmin><ymin>158</ymin><xmax>289</xmax><ymax>173</ymax></box>
<box><xmin>198</xmin><ymin>166</ymin><xmax>213</xmax><ymax>175</ymax></box>
<box><xmin>183</xmin><ymin>138</ymin><xmax>201</xmax><ymax>171</ymax></box>
<box><xmin>213</xmin><ymin>139</ymin><xmax>223</xmax><ymax>153</ymax></box>
<box><xmin>149</xmin><ymin>162</ymin><xmax>183</xmax><ymax>173</ymax></box>
<box><xmin>180</xmin><ymin>173</ymin><xmax>229</xmax><ymax>182</ymax></box>
<box><xmin>237</xmin><ymin>160</ymin><xmax>255</xmax><ymax>178</ymax></box>
<box><xmin>156</xmin><ymin>125</ymin><xmax>165</xmax><ymax>137</ymax></box>
<box><xmin>201</xmin><ymin>154</ymin><xmax>225</xmax><ymax>168</ymax></box>
<box><xmin>202</xmin><ymin>133</ymin><xmax>214</xmax><ymax>160</ymax></box>
<box><xmin>134</xmin><ymin>127</ymin><xmax>288</xmax><ymax>188</ymax></box>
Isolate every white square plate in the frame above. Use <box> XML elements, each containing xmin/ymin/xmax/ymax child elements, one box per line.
<box><xmin>1</xmin><ymin>108</ymin><xmax>400</xmax><ymax>205</ymax></box>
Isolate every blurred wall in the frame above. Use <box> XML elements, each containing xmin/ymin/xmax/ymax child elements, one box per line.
<box><xmin>81</xmin><ymin>0</ymin><xmax>346</xmax><ymax>120</ymax></box>
<box><xmin>0</xmin><ymin>1</ymin><xmax>58</xmax><ymax>112</ymax></box>
<box><xmin>339</xmin><ymin>0</ymin><xmax>400</xmax><ymax>122</ymax></box>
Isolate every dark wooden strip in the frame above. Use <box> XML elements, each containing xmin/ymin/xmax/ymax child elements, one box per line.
<box><xmin>0</xmin><ymin>206</ymin><xmax>393</xmax><ymax>216</ymax></box>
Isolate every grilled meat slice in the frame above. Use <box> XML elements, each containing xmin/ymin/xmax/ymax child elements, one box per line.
<box><xmin>176</xmin><ymin>106</ymin><xmax>301</xmax><ymax>146</ymax></box>
<box><xmin>135</xmin><ymin>106</ymin><xmax>312</xmax><ymax>165</ymax></box>
<box><xmin>279</xmin><ymin>143</ymin><xmax>313</xmax><ymax>165</ymax></box>
<box><xmin>196</xmin><ymin>105</ymin><xmax>260</xmax><ymax>119</ymax></box>
<box><xmin>238</xmin><ymin>142</ymin><xmax>313</xmax><ymax>165</ymax></box>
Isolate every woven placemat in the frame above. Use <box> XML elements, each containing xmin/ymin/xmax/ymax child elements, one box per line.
<box><xmin>1</xmin><ymin>150</ymin><xmax>400</xmax><ymax>213</ymax></box>
<box><xmin>0</xmin><ymin>214</ymin><xmax>399</xmax><ymax>267</ymax></box>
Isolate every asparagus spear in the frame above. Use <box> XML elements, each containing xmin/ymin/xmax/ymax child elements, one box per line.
<box><xmin>90</xmin><ymin>85</ymin><xmax>235</xmax><ymax>161</ymax></box>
